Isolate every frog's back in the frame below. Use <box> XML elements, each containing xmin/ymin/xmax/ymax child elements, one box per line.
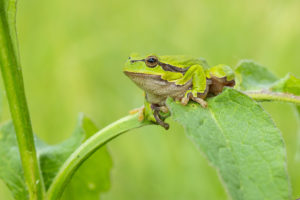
<box><xmin>158</xmin><ymin>55</ymin><xmax>210</xmax><ymax>69</ymax></box>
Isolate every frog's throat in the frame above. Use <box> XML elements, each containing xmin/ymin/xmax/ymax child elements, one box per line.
<box><xmin>130</xmin><ymin>59</ymin><xmax>189</xmax><ymax>73</ymax></box>
<box><xmin>124</xmin><ymin>71</ymin><xmax>192</xmax><ymax>99</ymax></box>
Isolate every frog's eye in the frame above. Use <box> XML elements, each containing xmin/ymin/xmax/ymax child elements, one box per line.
<box><xmin>145</xmin><ymin>56</ymin><xmax>158</xmax><ymax>68</ymax></box>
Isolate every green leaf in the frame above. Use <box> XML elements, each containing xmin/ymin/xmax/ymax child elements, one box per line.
<box><xmin>60</xmin><ymin>116</ymin><xmax>112</xmax><ymax>200</ymax></box>
<box><xmin>234</xmin><ymin>59</ymin><xmax>300</xmax><ymax>100</ymax></box>
<box><xmin>295</xmin><ymin>106</ymin><xmax>300</xmax><ymax>161</ymax></box>
<box><xmin>61</xmin><ymin>145</ymin><xmax>112</xmax><ymax>200</ymax></box>
<box><xmin>39</xmin><ymin>114</ymin><xmax>112</xmax><ymax>199</ymax></box>
<box><xmin>235</xmin><ymin>60</ymin><xmax>278</xmax><ymax>91</ymax></box>
<box><xmin>167</xmin><ymin>88</ymin><xmax>292</xmax><ymax>200</ymax></box>
<box><xmin>0</xmin><ymin>122</ymin><xmax>28</xmax><ymax>200</ymax></box>
<box><xmin>235</xmin><ymin>60</ymin><xmax>300</xmax><ymax>105</ymax></box>
<box><xmin>37</xmin><ymin>119</ymin><xmax>86</xmax><ymax>189</ymax></box>
<box><xmin>269</xmin><ymin>73</ymin><xmax>300</xmax><ymax>162</ymax></box>
<box><xmin>0</xmin><ymin>114</ymin><xmax>112</xmax><ymax>200</ymax></box>
<box><xmin>271</xmin><ymin>73</ymin><xmax>300</xmax><ymax>96</ymax></box>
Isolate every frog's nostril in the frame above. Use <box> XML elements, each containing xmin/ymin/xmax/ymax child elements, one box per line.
<box><xmin>128</xmin><ymin>57</ymin><xmax>131</xmax><ymax>59</ymax></box>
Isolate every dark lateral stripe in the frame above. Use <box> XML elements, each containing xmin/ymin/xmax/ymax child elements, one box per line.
<box><xmin>158</xmin><ymin>62</ymin><xmax>189</xmax><ymax>73</ymax></box>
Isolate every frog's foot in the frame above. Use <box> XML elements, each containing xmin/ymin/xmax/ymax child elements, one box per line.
<box><xmin>159</xmin><ymin>106</ymin><xmax>169</xmax><ymax>113</ymax></box>
<box><xmin>151</xmin><ymin>104</ymin><xmax>169</xmax><ymax>130</ymax></box>
<box><xmin>129</xmin><ymin>106</ymin><xmax>145</xmax><ymax>121</ymax></box>
<box><xmin>181</xmin><ymin>90</ymin><xmax>208</xmax><ymax>108</ymax></box>
<box><xmin>191</xmin><ymin>96</ymin><xmax>207</xmax><ymax>107</ymax></box>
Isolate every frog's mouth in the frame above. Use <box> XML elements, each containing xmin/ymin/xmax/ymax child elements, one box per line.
<box><xmin>124</xmin><ymin>71</ymin><xmax>163</xmax><ymax>84</ymax></box>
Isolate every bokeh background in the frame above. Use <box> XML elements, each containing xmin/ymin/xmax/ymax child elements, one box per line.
<box><xmin>1</xmin><ymin>0</ymin><xmax>300</xmax><ymax>199</ymax></box>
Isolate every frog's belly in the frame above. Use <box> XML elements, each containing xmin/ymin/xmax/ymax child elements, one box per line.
<box><xmin>124</xmin><ymin>72</ymin><xmax>191</xmax><ymax>104</ymax></box>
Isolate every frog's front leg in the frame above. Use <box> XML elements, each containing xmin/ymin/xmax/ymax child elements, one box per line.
<box><xmin>141</xmin><ymin>99</ymin><xmax>170</xmax><ymax>130</ymax></box>
<box><xmin>129</xmin><ymin>102</ymin><xmax>169</xmax><ymax>129</ymax></box>
<box><xmin>176</xmin><ymin>64</ymin><xmax>209</xmax><ymax>107</ymax></box>
<box><xmin>151</xmin><ymin>104</ymin><xmax>170</xmax><ymax>130</ymax></box>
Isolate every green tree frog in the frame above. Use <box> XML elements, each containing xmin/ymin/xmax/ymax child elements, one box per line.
<box><xmin>124</xmin><ymin>53</ymin><xmax>235</xmax><ymax>129</ymax></box>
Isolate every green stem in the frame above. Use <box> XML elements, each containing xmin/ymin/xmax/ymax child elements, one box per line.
<box><xmin>46</xmin><ymin>113</ymin><xmax>149</xmax><ymax>200</ymax></box>
<box><xmin>0</xmin><ymin>6</ymin><xmax>45</xmax><ymax>200</ymax></box>
<box><xmin>245</xmin><ymin>91</ymin><xmax>300</xmax><ymax>105</ymax></box>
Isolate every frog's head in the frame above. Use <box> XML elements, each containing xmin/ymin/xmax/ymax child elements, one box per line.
<box><xmin>123</xmin><ymin>53</ymin><xmax>185</xmax><ymax>93</ymax></box>
<box><xmin>123</xmin><ymin>53</ymin><xmax>162</xmax><ymax>75</ymax></box>
<box><xmin>123</xmin><ymin>53</ymin><xmax>167</xmax><ymax>91</ymax></box>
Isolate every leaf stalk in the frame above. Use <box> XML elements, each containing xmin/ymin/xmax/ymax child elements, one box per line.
<box><xmin>245</xmin><ymin>90</ymin><xmax>300</xmax><ymax>105</ymax></box>
<box><xmin>0</xmin><ymin>7</ymin><xmax>45</xmax><ymax>200</ymax></box>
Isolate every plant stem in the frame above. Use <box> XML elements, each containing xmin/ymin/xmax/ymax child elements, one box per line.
<box><xmin>245</xmin><ymin>90</ymin><xmax>300</xmax><ymax>105</ymax></box>
<box><xmin>46</xmin><ymin>113</ymin><xmax>149</xmax><ymax>200</ymax></box>
<box><xmin>0</xmin><ymin>7</ymin><xmax>45</xmax><ymax>200</ymax></box>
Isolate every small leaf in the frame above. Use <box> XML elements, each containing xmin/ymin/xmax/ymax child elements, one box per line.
<box><xmin>61</xmin><ymin>116</ymin><xmax>113</xmax><ymax>200</ymax></box>
<box><xmin>235</xmin><ymin>60</ymin><xmax>300</xmax><ymax>99</ymax></box>
<box><xmin>38</xmin><ymin>114</ymin><xmax>112</xmax><ymax>199</ymax></box>
<box><xmin>61</xmin><ymin>147</ymin><xmax>112</xmax><ymax>199</ymax></box>
<box><xmin>167</xmin><ymin>88</ymin><xmax>292</xmax><ymax>200</ymax></box>
<box><xmin>271</xmin><ymin>73</ymin><xmax>300</xmax><ymax>96</ymax></box>
<box><xmin>295</xmin><ymin>106</ymin><xmax>300</xmax><ymax>161</ymax></box>
<box><xmin>235</xmin><ymin>60</ymin><xmax>278</xmax><ymax>91</ymax></box>
<box><xmin>37</xmin><ymin>121</ymin><xmax>85</xmax><ymax>189</ymax></box>
<box><xmin>271</xmin><ymin>74</ymin><xmax>300</xmax><ymax>160</ymax></box>
<box><xmin>38</xmin><ymin>114</ymin><xmax>97</xmax><ymax>189</ymax></box>
<box><xmin>0</xmin><ymin>122</ymin><xmax>28</xmax><ymax>200</ymax></box>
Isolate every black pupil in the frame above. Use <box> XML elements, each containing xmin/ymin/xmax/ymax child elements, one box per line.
<box><xmin>148</xmin><ymin>57</ymin><xmax>156</xmax><ymax>63</ymax></box>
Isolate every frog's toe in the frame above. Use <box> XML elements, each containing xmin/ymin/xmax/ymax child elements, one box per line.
<box><xmin>181</xmin><ymin>97</ymin><xmax>189</xmax><ymax>105</ymax></box>
<box><xmin>192</xmin><ymin>96</ymin><xmax>208</xmax><ymax>108</ymax></box>
<box><xmin>153</xmin><ymin>110</ymin><xmax>169</xmax><ymax>130</ymax></box>
<box><xmin>129</xmin><ymin>106</ymin><xmax>145</xmax><ymax>121</ymax></box>
<box><xmin>181</xmin><ymin>91</ymin><xmax>208</xmax><ymax>107</ymax></box>
<box><xmin>162</xmin><ymin>123</ymin><xmax>169</xmax><ymax>130</ymax></box>
<box><xmin>181</xmin><ymin>91</ymin><xmax>192</xmax><ymax>105</ymax></box>
<box><xmin>138</xmin><ymin>112</ymin><xmax>144</xmax><ymax>121</ymax></box>
<box><xmin>160</xmin><ymin>106</ymin><xmax>169</xmax><ymax>113</ymax></box>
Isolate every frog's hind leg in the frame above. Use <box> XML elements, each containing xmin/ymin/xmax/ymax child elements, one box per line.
<box><xmin>209</xmin><ymin>77</ymin><xmax>235</xmax><ymax>95</ymax></box>
<box><xmin>181</xmin><ymin>87</ymin><xmax>209</xmax><ymax>107</ymax></box>
<box><xmin>208</xmin><ymin>64</ymin><xmax>235</xmax><ymax>95</ymax></box>
<box><xmin>178</xmin><ymin>64</ymin><xmax>210</xmax><ymax>108</ymax></box>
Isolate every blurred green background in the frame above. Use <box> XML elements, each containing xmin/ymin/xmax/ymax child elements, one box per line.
<box><xmin>1</xmin><ymin>0</ymin><xmax>300</xmax><ymax>199</ymax></box>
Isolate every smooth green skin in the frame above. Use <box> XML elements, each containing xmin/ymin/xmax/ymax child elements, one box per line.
<box><xmin>124</xmin><ymin>54</ymin><xmax>208</xmax><ymax>95</ymax></box>
<box><xmin>124</xmin><ymin>54</ymin><xmax>235</xmax><ymax>125</ymax></box>
<box><xmin>124</xmin><ymin>54</ymin><xmax>234</xmax><ymax>91</ymax></box>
